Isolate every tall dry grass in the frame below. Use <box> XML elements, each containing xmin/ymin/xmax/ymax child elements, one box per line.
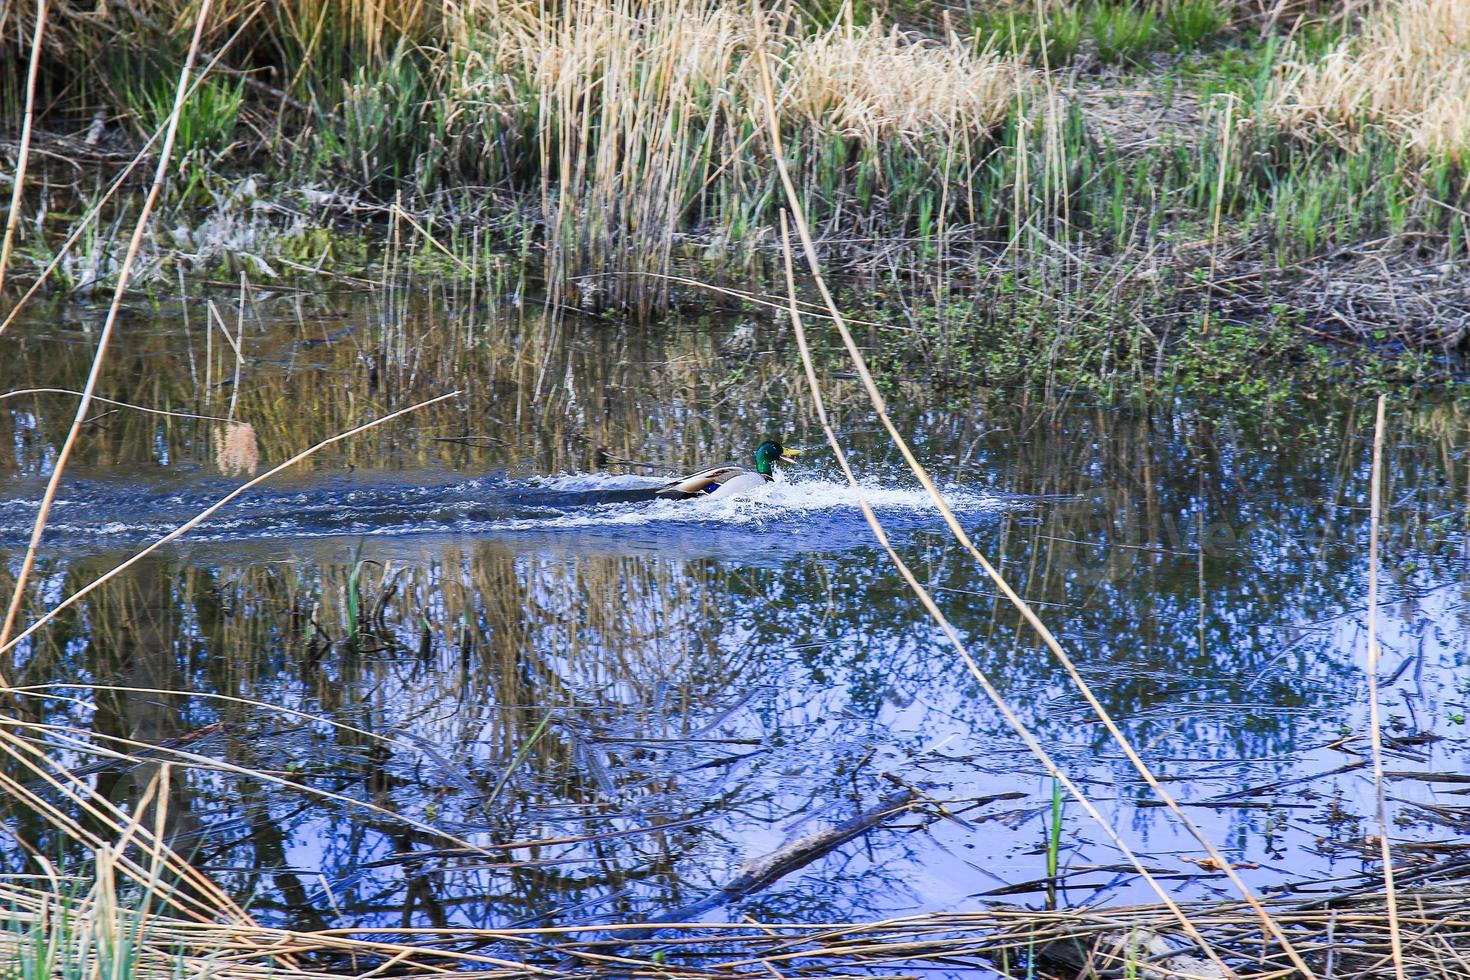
<box><xmin>782</xmin><ymin>21</ymin><xmax>1019</xmax><ymax>142</ymax></box>
<box><xmin>3</xmin><ymin>854</ymin><xmax>1465</xmax><ymax>980</ymax></box>
<box><xmin>0</xmin><ymin>0</ymin><xmax>481</xmax><ymax>57</ymax></box>
<box><xmin>1270</xmin><ymin>0</ymin><xmax>1470</xmax><ymax>165</ymax></box>
<box><xmin>447</xmin><ymin>0</ymin><xmax>1029</xmax><ymax>313</ymax></box>
<box><xmin>1</xmin><ymin>0</ymin><xmax>1032</xmax><ymax>314</ymax></box>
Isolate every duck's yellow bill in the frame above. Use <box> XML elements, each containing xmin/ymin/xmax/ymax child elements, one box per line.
<box><xmin>782</xmin><ymin>447</ymin><xmax>803</xmax><ymax>459</ymax></box>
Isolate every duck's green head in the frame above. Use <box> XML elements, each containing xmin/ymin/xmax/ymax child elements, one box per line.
<box><xmin>754</xmin><ymin>439</ymin><xmax>800</xmax><ymax>476</ymax></box>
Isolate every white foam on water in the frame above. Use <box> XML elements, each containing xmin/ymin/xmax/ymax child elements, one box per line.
<box><xmin>92</xmin><ymin>522</ymin><xmax>137</xmax><ymax>536</ymax></box>
<box><xmin>490</xmin><ymin>475</ymin><xmax>1000</xmax><ymax>532</ymax></box>
<box><xmin>0</xmin><ymin>472</ymin><xmax>1007</xmax><ymax>545</ymax></box>
<box><xmin>529</xmin><ymin>472</ymin><xmax>669</xmax><ymax>491</ymax></box>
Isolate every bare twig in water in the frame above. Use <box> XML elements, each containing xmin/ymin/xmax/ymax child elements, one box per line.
<box><xmin>647</xmin><ymin>790</ymin><xmax>918</xmax><ymax>925</ymax></box>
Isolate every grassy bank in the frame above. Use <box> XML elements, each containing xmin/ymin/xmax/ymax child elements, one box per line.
<box><xmin>0</xmin><ymin>0</ymin><xmax>1467</xmax><ymax>381</ymax></box>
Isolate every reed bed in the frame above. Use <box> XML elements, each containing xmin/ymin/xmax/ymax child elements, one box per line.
<box><xmin>4</xmin><ymin>0</ymin><xmax>1469</xmax><ymax>350</ymax></box>
<box><xmin>445</xmin><ymin>0</ymin><xmax>1028</xmax><ymax>314</ymax></box>
<box><xmin>1</xmin><ymin>0</ymin><xmax>1037</xmax><ymax>316</ymax></box>
<box><xmin>1270</xmin><ymin>0</ymin><xmax>1470</xmax><ymax>166</ymax></box>
<box><xmin>0</xmin><ymin>0</ymin><xmax>481</xmax><ymax>58</ymax></box>
<box><xmin>3</xmin><ymin>863</ymin><xmax>1470</xmax><ymax>979</ymax></box>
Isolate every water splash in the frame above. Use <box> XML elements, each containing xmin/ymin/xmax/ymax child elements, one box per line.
<box><xmin>495</xmin><ymin>473</ymin><xmax>999</xmax><ymax>531</ymax></box>
<box><xmin>0</xmin><ymin>470</ymin><xmax>1006</xmax><ymax>558</ymax></box>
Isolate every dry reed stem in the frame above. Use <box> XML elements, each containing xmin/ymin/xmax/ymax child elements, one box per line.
<box><xmin>0</xmin><ymin>0</ymin><xmax>217</xmax><ymax>664</ymax></box>
<box><xmin>758</xmin><ymin>27</ymin><xmax>1240</xmax><ymax>980</ymax></box>
<box><xmin>0</xmin><ymin>726</ymin><xmax>253</xmax><ymax>926</ymax></box>
<box><xmin>0</xmin><ymin>0</ymin><xmax>47</xmax><ymax>296</ymax></box>
<box><xmin>1366</xmin><ymin>393</ymin><xmax>1405</xmax><ymax>980</ymax></box>
<box><xmin>0</xmin><ymin>388</ymin><xmax>238</xmax><ymax>422</ymax></box>
<box><xmin>0</xmin><ymin>389</ymin><xmax>461</xmax><ymax>661</ymax></box>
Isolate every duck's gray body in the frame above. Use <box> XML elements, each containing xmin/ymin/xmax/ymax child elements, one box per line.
<box><xmin>655</xmin><ymin>465</ymin><xmax>771</xmax><ymax>500</ymax></box>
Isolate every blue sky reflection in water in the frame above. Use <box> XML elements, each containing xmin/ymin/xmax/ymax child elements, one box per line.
<box><xmin>0</xmin><ymin>291</ymin><xmax>1468</xmax><ymax>933</ymax></box>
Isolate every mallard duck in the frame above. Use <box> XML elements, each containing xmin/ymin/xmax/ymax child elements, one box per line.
<box><xmin>655</xmin><ymin>440</ymin><xmax>801</xmax><ymax>500</ymax></box>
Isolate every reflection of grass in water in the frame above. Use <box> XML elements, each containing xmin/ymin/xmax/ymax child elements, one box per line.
<box><xmin>2</xmin><ymin>409</ymin><xmax>1435</xmax><ymax>817</ymax></box>
<box><xmin>2</xmin><ymin>395</ymin><xmax>1470</xmax><ymax>968</ymax></box>
<box><xmin>2</xmin><ymin>291</ymin><xmax>1469</xmax><ymax>960</ymax></box>
<box><xmin>30</xmin><ymin>543</ymin><xmax>745</xmax><ymax>786</ymax></box>
<box><xmin>1</xmin><ymin>545</ymin><xmax>769</xmax><ymax>933</ymax></box>
<box><xmin>1</xmin><ymin>283</ymin><xmax>1442</xmax><ymax>510</ymax></box>
<box><xmin>0</xmin><ymin>291</ymin><xmax>825</xmax><ymax>479</ymax></box>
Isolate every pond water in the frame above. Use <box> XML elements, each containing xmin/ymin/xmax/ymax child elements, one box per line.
<box><xmin>1</xmin><ymin>286</ymin><xmax>1468</xmax><ymax>940</ymax></box>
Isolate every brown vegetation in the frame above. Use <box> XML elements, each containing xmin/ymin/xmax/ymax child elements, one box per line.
<box><xmin>1271</xmin><ymin>0</ymin><xmax>1470</xmax><ymax>164</ymax></box>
